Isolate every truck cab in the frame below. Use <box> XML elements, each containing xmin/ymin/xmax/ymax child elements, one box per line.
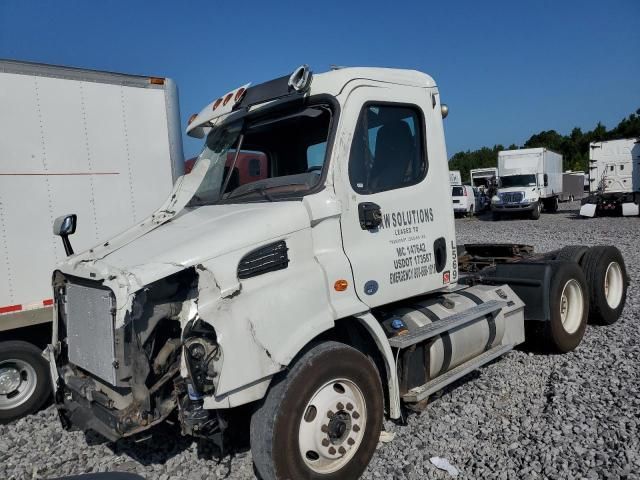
<box><xmin>47</xmin><ymin>66</ymin><xmax>627</xmax><ymax>480</ymax></box>
<box><xmin>580</xmin><ymin>138</ymin><xmax>640</xmax><ymax>217</ymax></box>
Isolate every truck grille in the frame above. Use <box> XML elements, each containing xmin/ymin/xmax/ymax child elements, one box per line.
<box><xmin>65</xmin><ymin>281</ymin><xmax>117</xmax><ymax>385</ymax></box>
<box><xmin>500</xmin><ymin>192</ymin><xmax>524</xmax><ymax>203</ymax></box>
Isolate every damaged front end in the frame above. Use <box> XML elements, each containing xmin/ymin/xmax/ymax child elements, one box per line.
<box><xmin>50</xmin><ymin>267</ymin><xmax>226</xmax><ymax>445</ymax></box>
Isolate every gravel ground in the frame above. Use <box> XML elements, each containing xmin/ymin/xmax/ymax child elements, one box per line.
<box><xmin>1</xmin><ymin>201</ymin><xmax>638</xmax><ymax>480</ymax></box>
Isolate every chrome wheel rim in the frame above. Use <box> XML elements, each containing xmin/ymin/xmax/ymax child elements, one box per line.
<box><xmin>0</xmin><ymin>359</ymin><xmax>38</xmax><ymax>410</ymax></box>
<box><xmin>604</xmin><ymin>262</ymin><xmax>624</xmax><ymax>309</ymax></box>
<box><xmin>298</xmin><ymin>378</ymin><xmax>367</xmax><ymax>474</ymax></box>
<box><xmin>559</xmin><ymin>279</ymin><xmax>584</xmax><ymax>334</ymax></box>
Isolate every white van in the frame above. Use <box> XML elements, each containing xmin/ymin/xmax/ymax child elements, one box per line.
<box><xmin>451</xmin><ymin>185</ymin><xmax>476</xmax><ymax>216</ymax></box>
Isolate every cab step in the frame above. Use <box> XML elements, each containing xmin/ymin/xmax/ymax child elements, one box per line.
<box><xmin>402</xmin><ymin>343</ymin><xmax>513</xmax><ymax>403</ymax></box>
<box><xmin>388</xmin><ymin>299</ymin><xmax>504</xmax><ymax>349</ymax></box>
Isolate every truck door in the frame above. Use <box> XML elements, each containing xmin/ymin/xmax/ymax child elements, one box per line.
<box><xmin>336</xmin><ymin>85</ymin><xmax>456</xmax><ymax>307</ymax></box>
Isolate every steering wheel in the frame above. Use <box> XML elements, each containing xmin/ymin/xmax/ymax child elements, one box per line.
<box><xmin>307</xmin><ymin>165</ymin><xmax>323</xmax><ymax>173</ymax></box>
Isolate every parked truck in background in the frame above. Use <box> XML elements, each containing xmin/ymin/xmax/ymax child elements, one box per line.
<box><xmin>0</xmin><ymin>60</ymin><xmax>184</xmax><ymax>422</ymax></box>
<box><xmin>470</xmin><ymin>167</ymin><xmax>497</xmax><ymax>191</ymax></box>
<box><xmin>46</xmin><ymin>66</ymin><xmax>627</xmax><ymax>480</ymax></box>
<box><xmin>449</xmin><ymin>169</ymin><xmax>462</xmax><ymax>186</ymax></box>
<box><xmin>492</xmin><ymin>148</ymin><xmax>563</xmax><ymax>220</ymax></box>
<box><xmin>580</xmin><ymin>138</ymin><xmax>640</xmax><ymax>217</ymax></box>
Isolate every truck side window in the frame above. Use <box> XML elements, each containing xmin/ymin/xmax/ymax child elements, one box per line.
<box><xmin>349</xmin><ymin>104</ymin><xmax>427</xmax><ymax>194</ymax></box>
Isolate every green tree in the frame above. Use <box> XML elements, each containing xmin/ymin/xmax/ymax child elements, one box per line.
<box><xmin>450</xmin><ymin>109</ymin><xmax>640</xmax><ymax>177</ymax></box>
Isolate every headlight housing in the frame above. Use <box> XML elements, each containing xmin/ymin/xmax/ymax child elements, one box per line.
<box><xmin>491</xmin><ymin>195</ymin><xmax>501</xmax><ymax>204</ymax></box>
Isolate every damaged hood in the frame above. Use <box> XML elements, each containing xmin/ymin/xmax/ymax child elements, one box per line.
<box><xmin>59</xmin><ymin>201</ymin><xmax>310</xmax><ymax>290</ymax></box>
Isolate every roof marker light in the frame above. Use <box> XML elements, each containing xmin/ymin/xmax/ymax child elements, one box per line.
<box><xmin>212</xmin><ymin>98</ymin><xmax>223</xmax><ymax>110</ymax></box>
<box><xmin>188</xmin><ymin>113</ymin><xmax>198</xmax><ymax>125</ymax></box>
<box><xmin>234</xmin><ymin>87</ymin><xmax>246</xmax><ymax>103</ymax></box>
<box><xmin>222</xmin><ymin>93</ymin><xmax>234</xmax><ymax>106</ymax></box>
<box><xmin>149</xmin><ymin>77</ymin><xmax>165</xmax><ymax>85</ymax></box>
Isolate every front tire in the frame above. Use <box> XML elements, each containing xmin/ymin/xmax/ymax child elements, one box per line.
<box><xmin>0</xmin><ymin>341</ymin><xmax>51</xmax><ymax>423</ymax></box>
<box><xmin>251</xmin><ymin>342</ymin><xmax>383</xmax><ymax>480</ymax></box>
<box><xmin>530</xmin><ymin>202</ymin><xmax>541</xmax><ymax>220</ymax></box>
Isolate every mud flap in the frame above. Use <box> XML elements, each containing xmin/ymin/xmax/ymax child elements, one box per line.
<box><xmin>579</xmin><ymin>203</ymin><xmax>596</xmax><ymax>217</ymax></box>
<box><xmin>622</xmin><ymin>202</ymin><xmax>639</xmax><ymax>216</ymax></box>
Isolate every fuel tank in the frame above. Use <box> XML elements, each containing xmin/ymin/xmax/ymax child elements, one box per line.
<box><xmin>386</xmin><ymin>284</ymin><xmax>524</xmax><ymax>387</ymax></box>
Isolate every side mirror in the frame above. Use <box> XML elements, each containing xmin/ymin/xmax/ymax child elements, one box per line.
<box><xmin>53</xmin><ymin>214</ymin><xmax>77</xmax><ymax>256</ymax></box>
<box><xmin>441</xmin><ymin>104</ymin><xmax>449</xmax><ymax>119</ymax></box>
<box><xmin>544</xmin><ymin>174</ymin><xmax>549</xmax><ymax>187</ymax></box>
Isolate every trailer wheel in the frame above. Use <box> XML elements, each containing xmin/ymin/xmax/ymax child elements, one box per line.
<box><xmin>580</xmin><ymin>246</ymin><xmax>627</xmax><ymax>325</ymax></box>
<box><xmin>539</xmin><ymin>262</ymin><xmax>589</xmax><ymax>352</ymax></box>
<box><xmin>530</xmin><ymin>202</ymin><xmax>541</xmax><ymax>220</ymax></box>
<box><xmin>555</xmin><ymin>245</ymin><xmax>589</xmax><ymax>263</ymax></box>
<box><xmin>0</xmin><ymin>341</ymin><xmax>51</xmax><ymax>423</ymax></box>
<box><xmin>250</xmin><ymin>341</ymin><xmax>383</xmax><ymax>480</ymax></box>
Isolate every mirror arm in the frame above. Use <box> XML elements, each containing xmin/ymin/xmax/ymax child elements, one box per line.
<box><xmin>61</xmin><ymin>235</ymin><xmax>74</xmax><ymax>256</ymax></box>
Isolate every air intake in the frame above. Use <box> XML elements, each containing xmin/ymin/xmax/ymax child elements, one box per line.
<box><xmin>238</xmin><ymin>241</ymin><xmax>289</xmax><ymax>279</ymax></box>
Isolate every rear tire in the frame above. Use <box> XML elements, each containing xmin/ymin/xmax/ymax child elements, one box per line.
<box><xmin>546</xmin><ymin>197</ymin><xmax>559</xmax><ymax>213</ymax></box>
<box><xmin>537</xmin><ymin>262</ymin><xmax>589</xmax><ymax>353</ymax></box>
<box><xmin>579</xmin><ymin>246</ymin><xmax>627</xmax><ymax>325</ymax></box>
<box><xmin>555</xmin><ymin>245</ymin><xmax>589</xmax><ymax>264</ymax></box>
<box><xmin>250</xmin><ymin>342</ymin><xmax>383</xmax><ymax>480</ymax></box>
<box><xmin>0</xmin><ymin>341</ymin><xmax>51</xmax><ymax>423</ymax></box>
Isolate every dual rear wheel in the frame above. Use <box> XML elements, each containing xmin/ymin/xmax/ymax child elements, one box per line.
<box><xmin>540</xmin><ymin>246</ymin><xmax>627</xmax><ymax>352</ymax></box>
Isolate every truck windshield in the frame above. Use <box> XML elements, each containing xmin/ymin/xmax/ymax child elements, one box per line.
<box><xmin>188</xmin><ymin>104</ymin><xmax>332</xmax><ymax>206</ymax></box>
<box><xmin>500</xmin><ymin>174</ymin><xmax>536</xmax><ymax>188</ymax></box>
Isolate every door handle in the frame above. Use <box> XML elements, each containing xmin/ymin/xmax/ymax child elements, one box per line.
<box><xmin>358</xmin><ymin>202</ymin><xmax>382</xmax><ymax>230</ymax></box>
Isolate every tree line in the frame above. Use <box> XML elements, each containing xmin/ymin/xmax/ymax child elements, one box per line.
<box><xmin>449</xmin><ymin>108</ymin><xmax>640</xmax><ymax>182</ymax></box>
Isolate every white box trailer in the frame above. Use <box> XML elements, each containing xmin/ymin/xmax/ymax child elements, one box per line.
<box><xmin>560</xmin><ymin>172</ymin><xmax>586</xmax><ymax>202</ymax></box>
<box><xmin>492</xmin><ymin>148</ymin><xmax>563</xmax><ymax>220</ymax></box>
<box><xmin>449</xmin><ymin>169</ymin><xmax>462</xmax><ymax>185</ymax></box>
<box><xmin>0</xmin><ymin>59</ymin><xmax>184</xmax><ymax>421</ymax></box>
<box><xmin>580</xmin><ymin>138</ymin><xmax>640</xmax><ymax>217</ymax></box>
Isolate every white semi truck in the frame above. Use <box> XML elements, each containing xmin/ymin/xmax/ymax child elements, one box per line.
<box><xmin>46</xmin><ymin>66</ymin><xmax>628</xmax><ymax>480</ymax></box>
<box><xmin>580</xmin><ymin>138</ymin><xmax>640</xmax><ymax>217</ymax></box>
<box><xmin>491</xmin><ymin>148</ymin><xmax>563</xmax><ymax>220</ymax></box>
<box><xmin>0</xmin><ymin>60</ymin><xmax>184</xmax><ymax>422</ymax></box>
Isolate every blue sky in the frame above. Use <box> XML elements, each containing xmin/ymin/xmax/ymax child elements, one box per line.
<box><xmin>1</xmin><ymin>0</ymin><xmax>638</xmax><ymax>160</ymax></box>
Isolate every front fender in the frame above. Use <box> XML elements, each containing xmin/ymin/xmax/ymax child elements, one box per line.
<box><xmin>354</xmin><ymin>312</ymin><xmax>401</xmax><ymax>419</ymax></box>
